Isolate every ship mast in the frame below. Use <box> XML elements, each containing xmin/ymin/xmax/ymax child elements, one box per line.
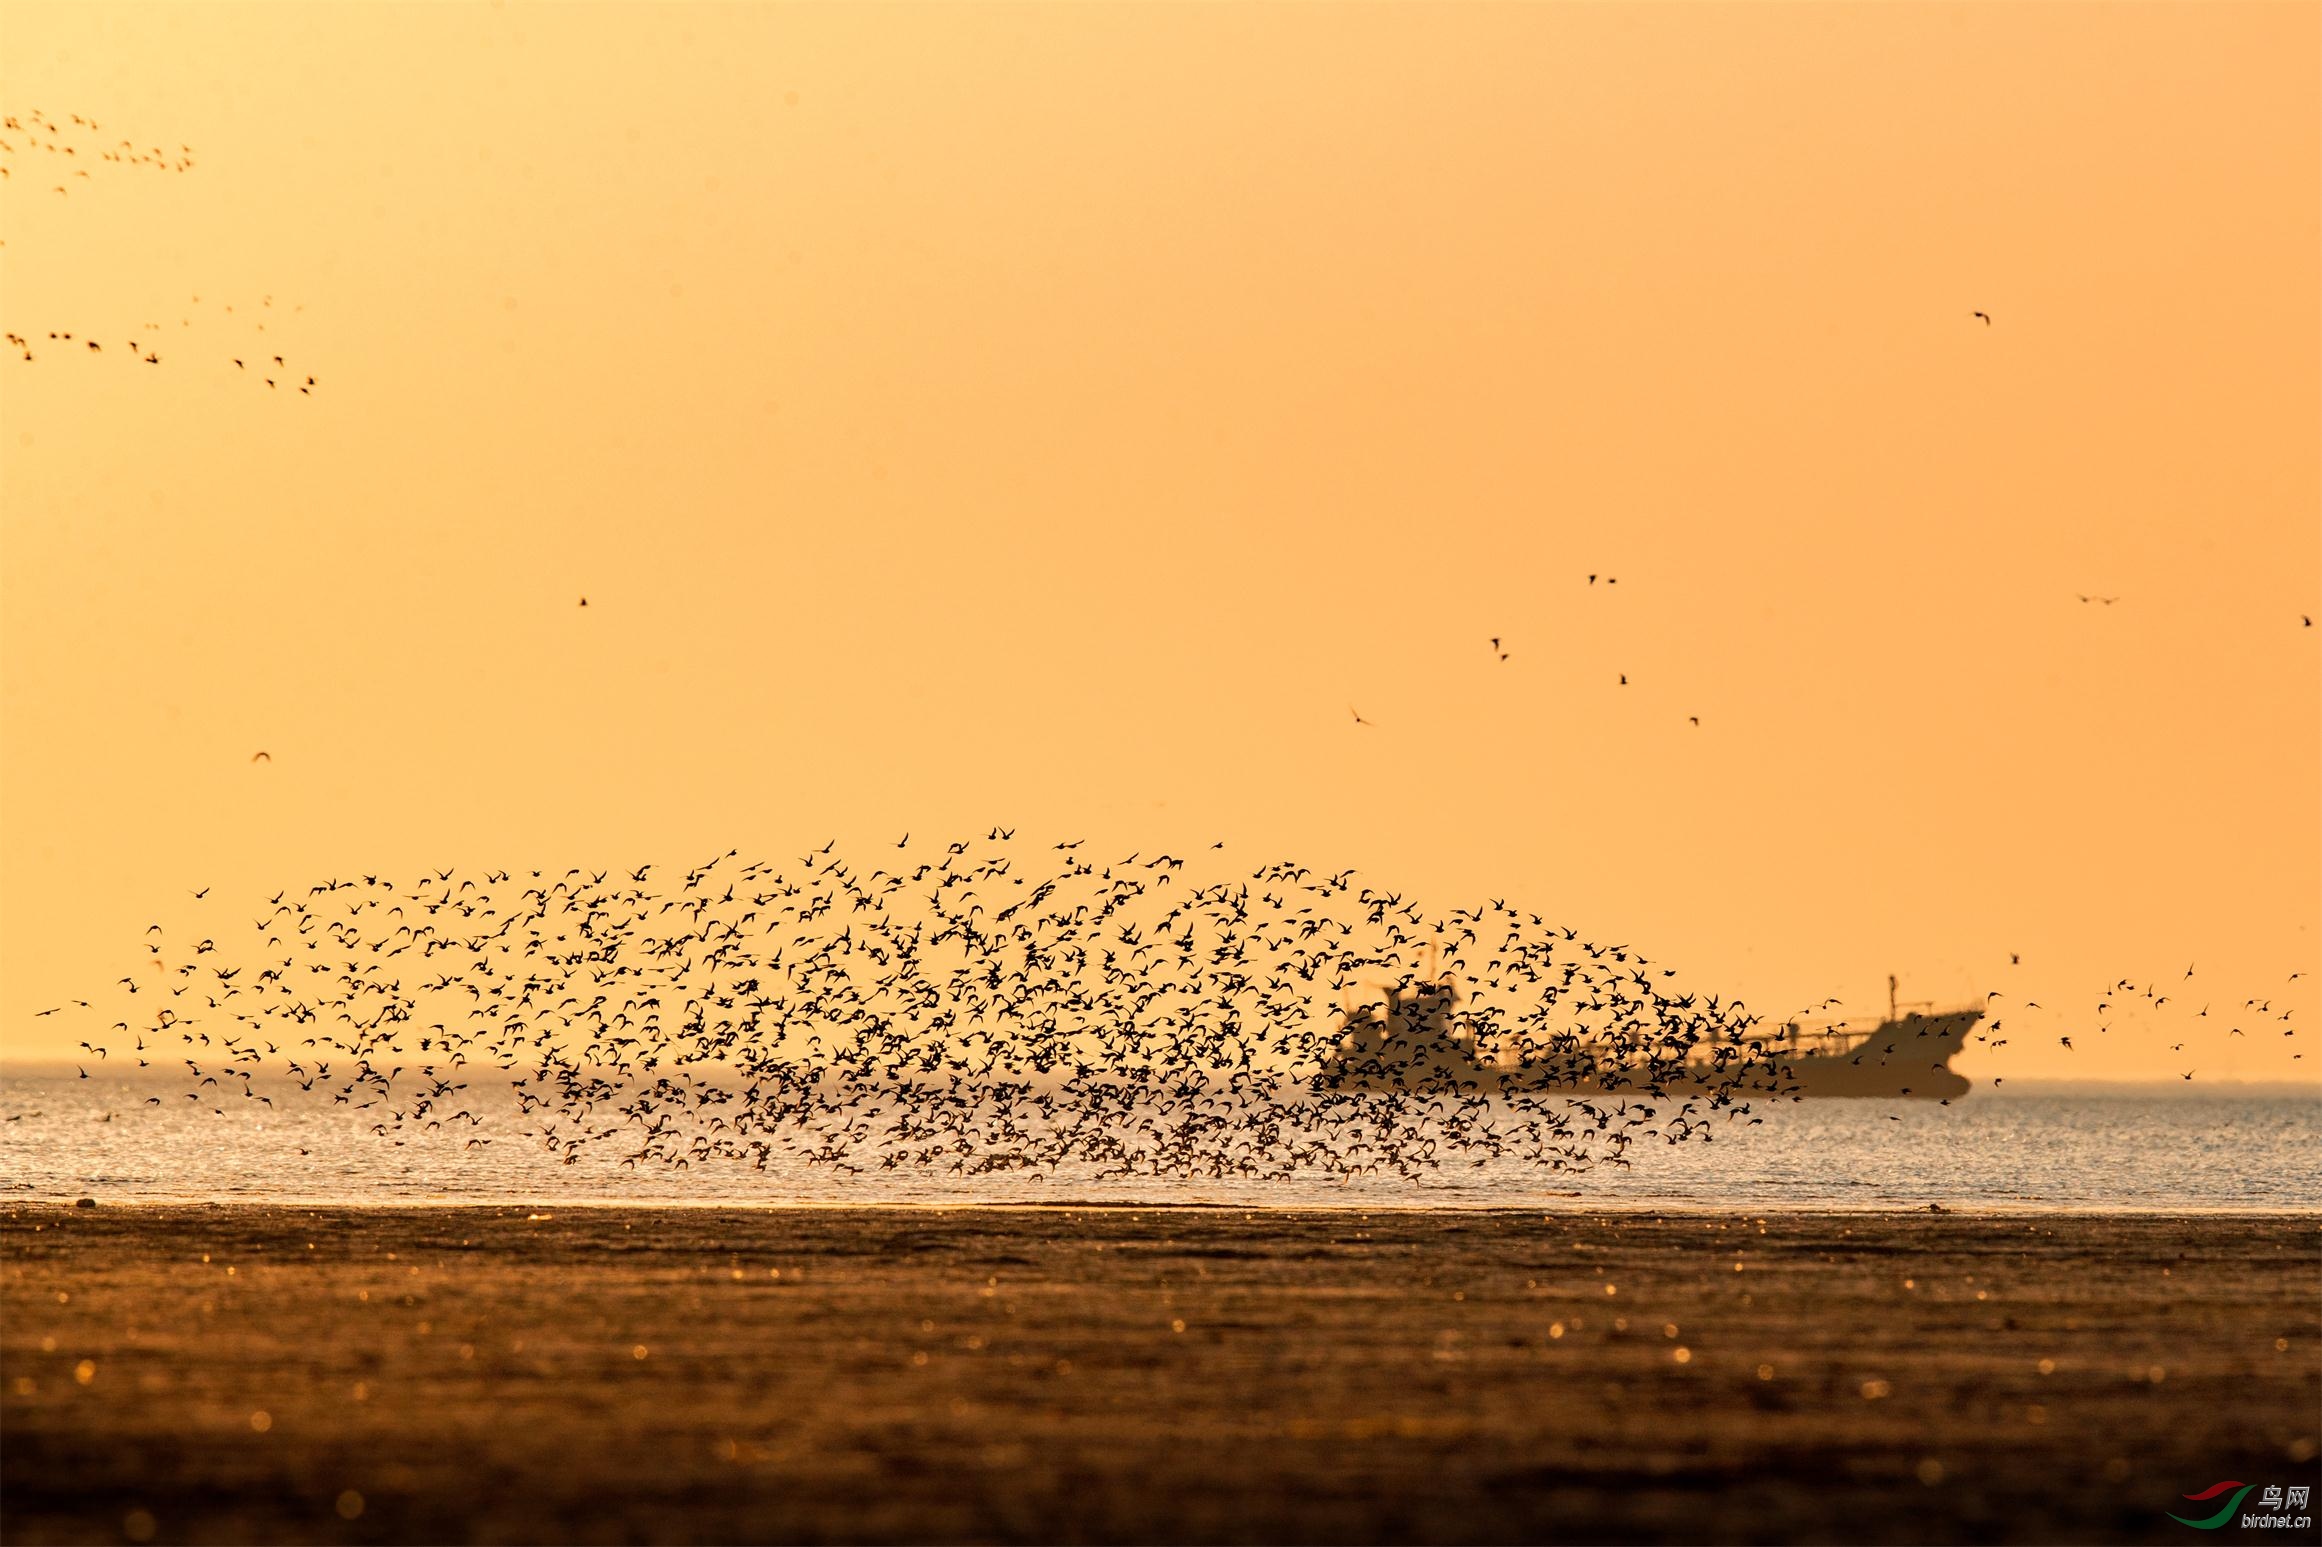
<box><xmin>1888</xmin><ymin>973</ymin><xmax>1898</xmax><ymax>1024</ymax></box>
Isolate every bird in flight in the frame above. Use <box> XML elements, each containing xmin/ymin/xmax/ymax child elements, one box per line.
<box><xmin>250</xmin><ymin>751</ymin><xmax>271</xmax><ymax>763</ymax></box>
<box><xmin>1972</xmin><ymin>311</ymin><xmax>1991</xmax><ymax>326</ymax></box>
<box><xmin>1489</xmin><ymin>637</ymin><xmax>1508</xmax><ymax>662</ymax></box>
<box><xmin>579</xmin><ymin>597</ymin><xmax>588</xmax><ymax>608</ymax></box>
<box><xmin>1349</xmin><ymin>705</ymin><xmax>1371</xmax><ymax>727</ymax></box>
<box><xmin>2077</xmin><ymin>594</ymin><xmax>2119</xmax><ymax>605</ymax></box>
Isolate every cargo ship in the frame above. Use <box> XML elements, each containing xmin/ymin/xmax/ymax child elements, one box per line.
<box><xmin>1316</xmin><ymin>971</ymin><xmax>1977</xmax><ymax>1100</ymax></box>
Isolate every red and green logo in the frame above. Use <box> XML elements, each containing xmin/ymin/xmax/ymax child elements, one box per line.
<box><xmin>2170</xmin><ymin>1481</ymin><xmax>2254</xmax><ymax>1530</ymax></box>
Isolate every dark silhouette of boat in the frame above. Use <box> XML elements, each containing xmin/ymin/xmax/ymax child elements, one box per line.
<box><xmin>1316</xmin><ymin>967</ymin><xmax>1977</xmax><ymax>1100</ymax></box>
<box><xmin>1745</xmin><ymin>982</ymin><xmax>1979</xmax><ymax>1099</ymax></box>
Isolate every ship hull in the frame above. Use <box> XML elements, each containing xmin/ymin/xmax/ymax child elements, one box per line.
<box><xmin>1577</xmin><ymin>1010</ymin><xmax>1981</xmax><ymax>1100</ymax></box>
<box><xmin>1766</xmin><ymin>1010</ymin><xmax>1979</xmax><ymax>1099</ymax></box>
<box><xmin>1316</xmin><ymin>1010</ymin><xmax>1981</xmax><ymax>1100</ymax></box>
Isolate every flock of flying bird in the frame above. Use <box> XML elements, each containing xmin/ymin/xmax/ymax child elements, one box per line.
<box><xmin>42</xmin><ymin>833</ymin><xmax>2307</xmax><ymax>1182</ymax></box>
<box><xmin>44</xmin><ymin>836</ymin><xmax>1829</xmax><ymax>1181</ymax></box>
<box><xmin>1</xmin><ymin>110</ymin><xmax>319</xmax><ymax>392</ymax></box>
<box><xmin>0</xmin><ymin>107</ymin><xmax>196</xmax><ymax>188</ymax></box>
<box><xmin>1990</xmin><ymin>963</ymin><xmax>2308</xmax><ymax>1083</ymax></box>
<box><xmin>2</xmin><ymin>314</ymin><xmax>316</xmax><ymax>395</ymax></box>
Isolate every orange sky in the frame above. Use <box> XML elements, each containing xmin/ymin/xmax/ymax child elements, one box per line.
<box><xmin>1</xmin><ymin>2</ymin><xmax>2315</xmax><ymax>1082</ymax></box>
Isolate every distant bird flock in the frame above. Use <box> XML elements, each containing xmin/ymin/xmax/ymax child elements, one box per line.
<box><xmin>45</xmin><ymin>836</ymin><xmax>1830</xmax><ymax>1180</ymax></box>
<box><xmin>0</xmin><ymin>109</ymin><xmax>320</xmax><ymax>392</ymax></box>
<box><xmin>41</xmin><ymin>833</ymin><xmax>2307</xmax><ymax>1180</ymax></box>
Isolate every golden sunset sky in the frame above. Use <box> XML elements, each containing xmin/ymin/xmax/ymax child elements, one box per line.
<box><xmin>1</xmin><ymin>2</ymin><xmax>2314</xmax><ymax>1081</ymax></box>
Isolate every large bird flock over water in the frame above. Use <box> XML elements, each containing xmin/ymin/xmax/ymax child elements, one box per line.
<box><xmin>43</xmin><ymin>835</ymin><xmax>1826</xmax><ymax>1180</ymax></box>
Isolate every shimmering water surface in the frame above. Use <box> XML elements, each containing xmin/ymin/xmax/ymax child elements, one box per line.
<box><xmin>2</xmin><ymin>1066</ymin><xmax>2314</xmax><ymax>1211</ymax></box>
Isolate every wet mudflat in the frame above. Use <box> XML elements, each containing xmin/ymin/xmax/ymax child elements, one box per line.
<box><xmin>3</xmin><ymin>1205</ymin><xmax>2316</xmax><ymax>1544</ymax></box>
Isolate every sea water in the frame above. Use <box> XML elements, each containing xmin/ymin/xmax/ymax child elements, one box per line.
<box><xmin>1</xmin><ymin>1065</ymin><xmax>2315</xmax><ymax>1212</ymax></box>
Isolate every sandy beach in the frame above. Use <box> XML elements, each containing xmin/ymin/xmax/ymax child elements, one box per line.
<box><xmin>3</xmin><ymin>1205</ymin><xmax>2316</xmax><ymax>1544</ymax></box>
